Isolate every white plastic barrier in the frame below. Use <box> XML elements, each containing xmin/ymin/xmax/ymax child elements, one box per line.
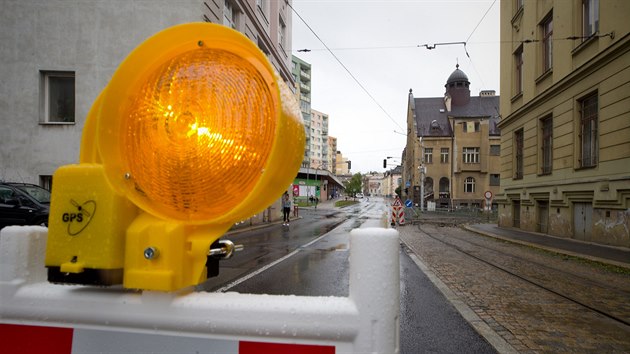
<box><xmin>0</xmin><ymin>226</ymin><xmax>399</xmax><ymax>353</ymax></box>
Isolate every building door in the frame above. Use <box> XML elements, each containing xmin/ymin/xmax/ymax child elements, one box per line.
<box><xmin>513</xmin><ymin>201</ymin><xmax>521</xmax><ymax>228</ymax></box>
<box><xmin>573</xmin><ymin>202</ymin><xmax>593</xmax><ymax>241</ymax></box>
<box><xmin>537</xmin><ymin>201</ymin><xmax>549</xmax><ymax>233</ymax></box>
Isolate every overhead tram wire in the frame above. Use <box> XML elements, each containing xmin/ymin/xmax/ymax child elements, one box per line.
<box><xmin>293</xmin><ymin>33</ymin><xmax>618</xmax><ymax>53</ymax></box>
<box><xmin>288</xmin><ymin>2</ymin><xmax>405</xmax><ymax>132</ymax></box>
<box><xmin>466</xmin><ymin>0</ymin><xmax>497</xmax><ymax>44</ymax></box>
<box><xmin>461</xmin><ymin>0</ymin><xmax>497</xmax><ymax>89</ymax></box>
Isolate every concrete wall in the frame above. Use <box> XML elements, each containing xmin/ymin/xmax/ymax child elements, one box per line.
<box><xmin>0</xmin><ymin>0</ymin><xmax>201</xmax><ymax>184</ymax></box>
<box><xmin>0</xmin><ymin>0</ymin><xmax>295</xmax><ymax>227</ymax></box>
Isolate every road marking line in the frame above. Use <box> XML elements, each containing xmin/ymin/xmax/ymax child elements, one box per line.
<box><xmin>215</xmin><ymin>232</ymin><xmax>333</xmax><ymax>293</ymax></box>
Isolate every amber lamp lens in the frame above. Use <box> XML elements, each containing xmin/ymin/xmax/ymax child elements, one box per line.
<box><xmin>122</xmin><ymin>48</ymin><xmax>276</xmax><ymax>222</ymax></box>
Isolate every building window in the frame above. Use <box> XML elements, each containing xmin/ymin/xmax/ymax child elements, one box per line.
<box><xmin>440</xmin><ymin>148</ymin><xmax>449</xmax><ymax>163</ymax></box>
<box><xmin>40</xmin><ymin>175</ymin><xmax>53</xmax><ymax>191</ymax></box>
<box><xmin>424</xmin><ymin>177</ymin><xmax>433</xmax><ymax>197</ymax></box>
<box><xmin>582</xmin><ymin>0</ymin><xmax>599</xmax><ymax>38</ymax></box>
<box><xmin>424</xmin><ymin>148</ymin><xmax>433</xmax><ymax>164</ymax></box>
<box><xmin>514</xmin><ymin>129</ymin><xmax>524</xmax><ymax>179</ymax></box>
<box><xmin>490</xmin><ymin>145</ymin><xmax>501</xmax><ymax>156</ymax></box>
<box><xmin>278</xmin><ymin>15</ymin><xmax>286</xmax><ymax>48</ymax></box>
<box><xmin>439</xmin><ymin>177</ymin><xmax>450</xmax><ymax>198</ymax></box>
<box><xmin>300</xmin><ymin>100</ymin><xmax>310</xmax><ymax>113</ymax></box>
<box><xmin>541</xmin><ymin>115</ymin><xmax>553</xmax><ymax>174</ymax></box>
<box><xmin>41</xmin><ymin>71</ymin><xmax>75</xmax><ymax>123</ymax></box>
<box><xmin>463</xmin><ymin>122</ymin><xmax>480</xmax><ymax>133</ymax></box>
<box><xmin>490</xmin><ymin>174</ymin><xmax>500</xmax><ymax>186</ymax></box>
<box><xmin>541</xmin><ymin>13</ymin><xmax>553</xmax><ymax>72</ymax></box>
<box><xmin>256</xmin><ymin>0</ymin><xmax>269</xmax><ymax>20</ymax></box>
<box><xmin>514</xmin><ymin>46</ymin><xmax>523</xmax><ymax>96</ymax></box>
<box><xmin>464</xmin><ymin>177</ymin><xmax>475</xmax><ymax>193</ymax></box>
<box><xmin>579</xmin><ymin>92</ymin><xmax>598</xmax><ymax>168</ymax></box>
<box><xmin>223</xmin><ymin>0</ymin><xmax>237</xmax><ymax>29</ymax></box>
<box><xmin>463</xmin><ymin>147</ymin><xmax>480</xmax><ymax>164</ymax></box>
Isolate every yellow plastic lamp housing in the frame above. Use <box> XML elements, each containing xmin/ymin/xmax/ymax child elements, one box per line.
<box><xmin>45</xmin><ymin>23</ymin><xmax>304</xmax><ymax>291</ymax></box>
<box><xmin>99</xmin><ymin>23</ymin><xmax>304</xmax><ymax>224</ymax></box>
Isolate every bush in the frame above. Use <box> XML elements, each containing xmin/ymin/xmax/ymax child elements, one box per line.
<box><xmin>335</xmin><ymin>200</ymin><xmax>359</xmax><ymax>208</ymax></box>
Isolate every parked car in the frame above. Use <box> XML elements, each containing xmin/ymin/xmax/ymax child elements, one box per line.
<box><xmin>0</xmin><ymin>182</ymin><xmax>50</xmax><ymax>229</ymax></box>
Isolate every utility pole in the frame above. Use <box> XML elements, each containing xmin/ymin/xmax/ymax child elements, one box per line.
<box><xmin>419</xmin><ymin>165</ymin><xmax>426</xmax><ymax>212</ymax></box>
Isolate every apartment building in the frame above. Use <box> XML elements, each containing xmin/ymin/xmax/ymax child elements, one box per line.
<box><xmin>291</xmin><ymin>55</ymin><xmax>312</xmax><ymax>167</ymax></box>
<box><xmin>0</xmin><ymin>0</ymin><xmax>293</xmax><ymax>186</ymax></box>
<box><xmin>327</xmin><ymin>136</ymin><xmax>338</xmax><ymax>175</ymax></box>
<box><xmin>403</xmin><ymin>66</ymin><xmax>501</xmax><ymax>209</ymax></box>
<box><xmin>309</xmin><ymin>109</ymin><xmax>329</xmax><ymax>170</ymax></box>
<box><xmin>497</xmin><ymin>0</ymin><xmax>630</xmax><ymax>247</ymax></box>
<box><xmin>336</xmin><ymin>151</ymin><xmax>351</xmax><ymax>176</ymax></box>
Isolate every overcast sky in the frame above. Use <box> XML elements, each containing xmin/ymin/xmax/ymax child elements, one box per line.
<box><xmin>290</xmin><ymin>0</ymin><xmax>500</xmax><ymax>174</ymax></box>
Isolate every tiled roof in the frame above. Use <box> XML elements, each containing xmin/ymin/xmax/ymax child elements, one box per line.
<box><xmin>414</xmin><ymin>95</ymin><xmax>500</xmax><ymax>137</ymax></box>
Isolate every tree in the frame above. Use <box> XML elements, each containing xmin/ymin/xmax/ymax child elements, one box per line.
<box><xmin>343</xmin><ymin>173</ymin><xmax>363</xmax><ymax>197</ymax></box>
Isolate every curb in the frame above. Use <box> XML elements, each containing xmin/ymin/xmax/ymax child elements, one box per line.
<box><xmin>400</xmin><ymin>238</ymin><xmax>519</xmax><ymax>354</ymax></box>
<box><xmin>462</xmin><ymin>225</ymin><xmax>630</xmax><ymax>271</ymax></box>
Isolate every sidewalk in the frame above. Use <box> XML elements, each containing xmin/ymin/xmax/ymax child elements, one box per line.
<box><xmin>465</xmin><ymin>223</ymin><xmax>630</xmax><ymax>270</ymax></box>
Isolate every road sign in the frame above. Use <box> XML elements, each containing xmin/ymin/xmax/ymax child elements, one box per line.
<box><xmin>405</xmin><ymin>199</ymin><xmax>413</xmax><ymax>208</ymax></box>
<box><xmin>398</xmin><ymin>208</ymin><xmax>405</xmax><ymax>225</ymax></box>
<box><xmin>392</xmin><ymin>197</ymin><xmax>402</xmax><ymax>207</ymax></box>
<box><xmin>484</xmin><ymin>191</ymin><xmax>493</xmax><ymax>200</ymax></box>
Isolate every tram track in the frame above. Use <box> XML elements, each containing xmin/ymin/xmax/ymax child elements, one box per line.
<box><xmin>416</xmin><ymin>224</ymin><xmax>630</xmax><ymax>329</ymax></box>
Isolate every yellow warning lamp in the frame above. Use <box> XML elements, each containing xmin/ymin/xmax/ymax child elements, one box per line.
<box><xmin>44</xmin><ymin>23</ymin><xmax>305</xmax><ymax>291</ymax></box>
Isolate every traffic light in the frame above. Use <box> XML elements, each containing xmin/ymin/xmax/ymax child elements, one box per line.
<box><xmin>347</xmin><ymin>161</ymin><xmax>352</xmax><ymax>170</ymax></box>
<box><xmin>45</xmin><ymin>23</ymin><xmax>305</xmax><ymax>291</ymax></box>
<box><xmin>383</xmin><ymin>159</ymin><xmax>387</xmax><ymax>168</ymax></box>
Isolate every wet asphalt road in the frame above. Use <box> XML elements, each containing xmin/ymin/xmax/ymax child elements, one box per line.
<box><xmin>198</xmin><ymin>198</ymin><xmax>495</xmax><ymax>353</ymax></box>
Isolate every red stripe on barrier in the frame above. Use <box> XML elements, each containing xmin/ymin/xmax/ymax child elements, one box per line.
<box><xmin>0</xmin><ymin>324</ymin><xmax>73</xmax><ymax>354</ymax></box>
<box><xmin>239</xmin><ymin>341</ymin><xmax>335</xmax><ymax>354</ymax></box>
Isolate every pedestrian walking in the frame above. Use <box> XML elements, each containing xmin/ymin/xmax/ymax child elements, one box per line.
<box><xmin>282</xmin><ymin>192</ymin><xmax>291</xmax><ymax>226</ymax></box>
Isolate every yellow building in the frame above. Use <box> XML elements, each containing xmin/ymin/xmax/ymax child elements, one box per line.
<box><xmin>403</xmin><ymin>66</ymin><xmax>501</xmax><ymax>209</ymax></box>
<box><xmin>497</xmin><ymin>0</ymin><xmax>630</xmax><ymax>247</ymax></box>
<box><xmin>335</xmin><ymin>151</ymin><xmax>350</xmax><ymax>176</ymax></box>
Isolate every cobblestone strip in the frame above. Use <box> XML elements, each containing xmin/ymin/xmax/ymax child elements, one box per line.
<box><xmin>403</xmin><ymin>244</ymin><xmax>519</xmax><ymax>354</ymax></box>
<box><xmin>398</xmin><ymin>224</ymin><xmax>630</xmax><ymax>353</ymax></box>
